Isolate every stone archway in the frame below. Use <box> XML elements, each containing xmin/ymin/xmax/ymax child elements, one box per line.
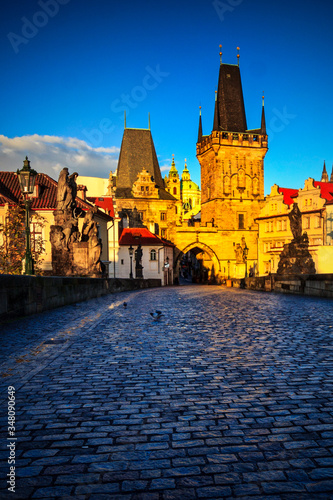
<box><xmin>175</xmin><ymin>242</ymin><xmax>221</xmax><ymax>284</ymax></box>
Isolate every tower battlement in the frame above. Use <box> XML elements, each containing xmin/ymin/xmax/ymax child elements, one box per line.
<box><xmin>197</xmin><ymin>130</ymin><xmax>268</xmax><ymax>155</ymax></box>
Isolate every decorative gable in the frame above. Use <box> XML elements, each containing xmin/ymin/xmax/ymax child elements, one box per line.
<box><xmin>132</xmin><ymin>169</ymin><xmax>159</xmax><ymax>198</ymax></box>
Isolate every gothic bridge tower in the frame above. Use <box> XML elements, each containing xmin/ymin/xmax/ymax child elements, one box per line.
<box><xmin>173</xmin><ymin>47</ymin><xmax>268</xmax><ymax>282</ymax></box>
<box><xmin>197</xmin><ymin>47</ymin><xmax>268</xmax><ymax>230</ymax></box>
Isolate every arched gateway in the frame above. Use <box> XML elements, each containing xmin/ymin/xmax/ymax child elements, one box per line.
<box><xmin>174</xmin><ymin>239</ymin><xmax>221</xmax><ymax>283</ymax></box>
<box><xmin>174</xmin><ymin>228</ymin><xmax>223</xmax><ymax>282</ymax></box>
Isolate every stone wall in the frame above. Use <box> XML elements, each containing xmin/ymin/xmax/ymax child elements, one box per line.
<box><xmin>0</xmin><ymin>275</ymin><xmax>161</xmax><ymax>322</ymax></box>
<box><xmin>244</xmin><ymin>274</ymin><xmax>333</xmax><ymax>299</ymax></box>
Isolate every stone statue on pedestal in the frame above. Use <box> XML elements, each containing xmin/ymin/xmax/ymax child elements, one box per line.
<box><xmin>81</xmin><ymin>208</ymin><xmax>104</xmax><ymax>274</ymax></box>
<box><xmin>277</xmin><ymin>203</ymin><xmax>316</xmax><ymax>275</ymax></box>
<box><xmin>50</xmin><ymin>169</ymin><xmax>104</xmax><ymax>277</ymax></box>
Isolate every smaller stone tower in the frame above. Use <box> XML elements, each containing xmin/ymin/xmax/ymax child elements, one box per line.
<box><xmin>165</xmin><ymin>155</ymin><xmax>181</xmax><ymax>200</ymax></box>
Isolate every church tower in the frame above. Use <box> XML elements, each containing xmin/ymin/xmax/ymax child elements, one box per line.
<box><xmin>197</xmin><ymin>46</ymin><xmax>268</xmax><ymax>230</ymax></box>
<box><xmin>165</xmin><ymin>155</ymin><xmax>181</xmax><ymax>200</ymax></box>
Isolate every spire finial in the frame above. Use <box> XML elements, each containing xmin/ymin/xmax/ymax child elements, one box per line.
<box><xmin>219</xmin><ymin>44</ymin><xmax>222</xmax><ymax>65</ymax></box>
<box><xmin>215</xmin><ymin>89</ymin><xmax>217</xmax><ymax>101</ymax></box>
<box><xmin>199</xmin><ymin>105</ymin><xmax>201</xmax><ymax>116</ymax></box>
<box><xmin>237</xmin><ymin>47</ymin><xmax>240</xmax><ymax>66</ymax></box>
<box><xmin>321</xmin><ymin>160</ymin><xmax>329</xmax><ymax>182</ymax></box>
<box><xmin>124</xmin><ymin>110</ymin><xmax>126</xmax><ymax>129</ymax></box>
<box><xmin>260</xmin><ymin>91</ymin><xmax>266</xmax><ymax>135</ymax></box>
<box><xmin>148</xmin><ymin>112</ymin><xmax>151</xmax><ymax>130</ymax></box>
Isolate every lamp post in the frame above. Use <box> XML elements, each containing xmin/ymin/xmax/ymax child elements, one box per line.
<box><xmin>227</xmin><ymin>259</ymin><xmax>230</xmax><ymax>279</ymax></box>
<box><xmin>243</xmin><ymin>243</ymin><xmax>249</xmax><ymax>278</ymax></box>
<box><xmin>128</xmin><ymin>244</ymin><xmax>134</xmax><ymax>279</ymax></box>
<box><xmin>164</xmin><ymin>255</ymin><xmax>170</xmax><ymax>286</ymax></box>
<box><xmin>17</xmin><ymin>157</ymin><xmax>37</xmax><ymax>275</ymax></box>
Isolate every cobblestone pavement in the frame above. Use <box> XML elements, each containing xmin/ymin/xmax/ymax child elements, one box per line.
<box><xmin>1</xmin><ymin>285</ymin><xmax>333</xmax><ymax>500</ymax></box>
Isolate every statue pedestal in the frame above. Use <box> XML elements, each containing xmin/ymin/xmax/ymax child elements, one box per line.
<box><xmin>72</xmin><ymin>242</ymin><xmax>103</xmax><ymax>277</ymax></box>
<box><xmin>73</xmin><ymin>242</ymin><xmax>89</xmax><ymax>275</ymax></box>
<box><xmin>50</xmin><ymin>225</ymin><xmax>74</xmax><ymax>276</ymax></box>
<box><xmin>235</xmin><ymin>263</ymin><xmax>246</xmax><ymax>279</ymax></box>
<box><xmin>277</xmin><ymin>233</ymin><xmax>316</xmax><ymax>275</ymax></box>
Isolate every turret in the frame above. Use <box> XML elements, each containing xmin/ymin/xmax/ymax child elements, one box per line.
<box><xmin>197</xmin><ymin>106</ymin><xmax>203</xmax><ymax>143</ymax></box>
<box><xmin>261</xmin><ymin>93</ymin><xmax>266</xmax><ymax>135</ymax></box>
<box><xmin>321</xmin><ymin>161</ymin><xmax>329</xmax><ymax>182</ymax></box>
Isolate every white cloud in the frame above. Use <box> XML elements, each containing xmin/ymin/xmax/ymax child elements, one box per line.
<box><xmin>0</xmin><ymin>135</ymin><xmax>120</xmax><ymax>181</ymax></box>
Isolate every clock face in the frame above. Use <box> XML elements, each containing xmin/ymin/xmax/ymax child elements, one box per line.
<box><xmin>173</xmin><ymin>179</ymin><xmax>177</xmax><ymax>182</ymax></box>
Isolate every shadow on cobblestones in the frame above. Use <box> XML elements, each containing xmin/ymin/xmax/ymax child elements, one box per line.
<box><xmin>1</xmin><ymin>286</ymin><xmax>333</xmax><ymax>499</ymax></box>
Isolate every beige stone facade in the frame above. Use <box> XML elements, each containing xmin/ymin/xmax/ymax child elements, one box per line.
<box><xmin>257</xmin><ymin>178</ymin><xmax>333</xmax><ymax>275</ymax></box>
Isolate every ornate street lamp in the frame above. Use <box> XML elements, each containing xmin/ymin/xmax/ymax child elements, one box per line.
<box><xmin>243</xmin><ymin>243</ymin><xmax>249</xmax><ymax>278</ymax></box>
<box><xmin>164</xmin><ymin>255</ymin><xmax>170</xmax><ymax>285</ymax></box>
<box><xmin>227</xmin><ymin>259</ymin><xmax>230</xmax><ymax>279</ymax></box>
<box><xmin>128</xmin><ymin>244</ymin><xmax>134</xmax><ymax>279</ymax></box>
<box><xmin>17</xmin><ymin>157</ymin><xmax>38</xmax><ymax>275</ymax></box>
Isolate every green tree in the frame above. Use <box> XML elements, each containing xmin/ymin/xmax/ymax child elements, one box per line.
<box><xmin>0</xmin><ymin>204</ymin><xmax>46</xmax><ymax>275</ymax></box>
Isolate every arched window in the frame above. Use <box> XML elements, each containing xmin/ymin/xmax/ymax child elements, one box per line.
<box><xmin>150</xmin><ymin>249</ymin><xmax>157</xmax><ymax>261</ymax></box>
<box><xmin>173</xmin><ymin>187</ymin><xmax>177</xmax><ymax>195</ymax></box>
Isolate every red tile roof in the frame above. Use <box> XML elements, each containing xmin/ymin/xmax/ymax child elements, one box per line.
<box><xmin>0</xmin><ymin>171</ymin><xmax>112</xmax><ymax>220</ymax></box>
<box><xmin>313</xmin><ymin>181</ymin><xmax>333</xmax><ymax>202</ymax></box>
<box><xmin>278</xmin><ymin>187</ymin><xmax>299</xmax><ymax>207</ymax></box>
<box><xmin>119</xmin><ymin>228</ymin><xmax>174</xmax><ymax>247</ymax></box>
<box><xmin>87</xmin><ymin>196</ymin><xmax>115</xmax><ymax>217</ymax></box>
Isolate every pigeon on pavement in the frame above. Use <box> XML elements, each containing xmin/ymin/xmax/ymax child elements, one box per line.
<box><xmin>150</xmin><ymin>310</ymin><xmax>163</xmax><ymax>320</ymax></box>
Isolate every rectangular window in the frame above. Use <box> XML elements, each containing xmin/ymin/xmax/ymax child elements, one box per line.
<box><xmin>161</xmin><ymin>229</ymin><xmax>167</xmax><ymax>238</ymax></box>
<box><xmin>304</xmin><ymin>216</ymin><xmax>310</xmax><ymax>229</ymax></box>
<box><xmin>238</xmin><ymin>214</ymin><xmax>245</xmax><ymax>229</ymax></box>
<box><xmin>160</xmin><ymin>212</ymin><xmax>166</xmax><ymax>221</ymax></box>
<box><xmin>30</xmin><ymin>222</ymin><xmax>43</xmax><ymax>254</ymax></box>
<box><xmin>138</xmin><ymin>211</ymin><xmax>144</xmax><ymax>220</ymax></box>
<box><xmin>315</xmin><ymin>216</ymin><xmax>321</xmax><ymax>228</ymax></box>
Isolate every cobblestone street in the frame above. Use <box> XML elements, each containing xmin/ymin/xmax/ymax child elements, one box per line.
<box><xmin>1</xmin><ymin>285</ymin><xmax>333</xmax><ymax>499</ymax></box>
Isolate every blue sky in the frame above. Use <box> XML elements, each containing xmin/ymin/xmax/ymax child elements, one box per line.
<box><xmin>1</xmin><ymin>0</ymin><xmax>333</xmax><ymax>193</ymax></box>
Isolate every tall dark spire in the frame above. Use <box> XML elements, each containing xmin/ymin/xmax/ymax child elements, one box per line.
<box><xmin>197</xmin><ymin>106</ymin><xmax>203</xmax><ymax>143</ymax></box>
<box><xmin>213</xmin><ymin>90</ymin><xmax>219</xmax><ymax>131</ymax></box>
<box><xmin>215</xmin><ymin>57</ymin><xmax>247</xmax><ymax>132</ymax></box>
<box><xmin>261</xmin><ymin>93</ymin><xmax>266</xmax><ymax>135</ymax></box>
<box><xmin>331</xmin><ymin>165</ymin><xmax>333</xmax><ymax>183</ymax></box>
<box><xmin>321</xmin><ymin>161</ymin><xmax>329</xmax><ymax>182</ymax></box>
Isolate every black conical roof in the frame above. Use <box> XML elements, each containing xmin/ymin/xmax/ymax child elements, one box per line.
<box><xmin>115</xmin><ymin>128</ymin><xmax>174</xmax><ymax>200</ymax></box>
<box><xmin>216</xmin><ymin>63</ymin><xmax>247</xmax><ymax>132</ymax></box>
